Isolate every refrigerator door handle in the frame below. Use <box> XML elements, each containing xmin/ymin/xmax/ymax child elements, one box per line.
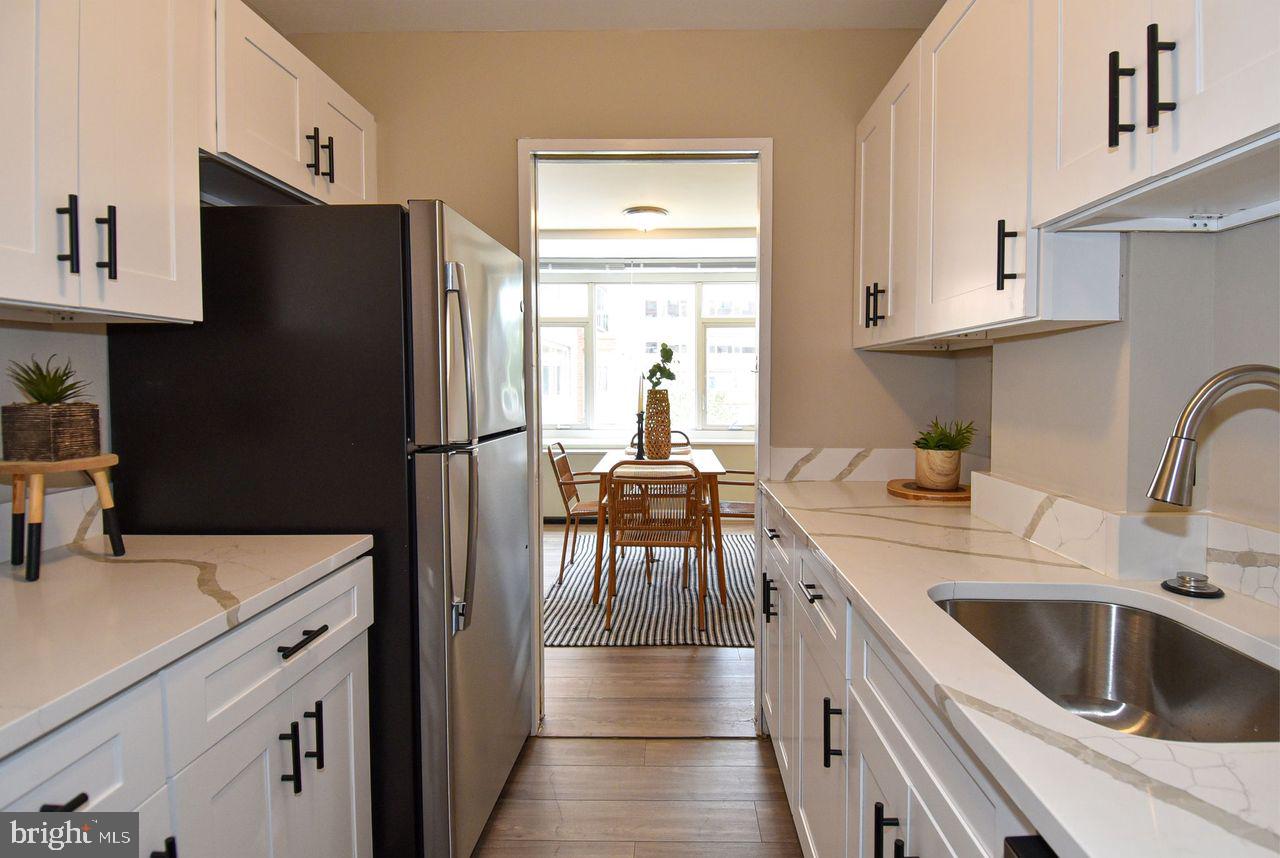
<box><xmin>449</xmin><ymin>446</ymin><xmax>480</xmax><ymax>633</ymax></box>
<box><xmin>445</xmin><ymin>261</ymin><xmax>479</xmax><ymax>445</ymax></box>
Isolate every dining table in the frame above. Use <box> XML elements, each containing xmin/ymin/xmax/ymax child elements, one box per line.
<box><xmin>585</xmin><ymin>448</ymin><xmax>729</xmax><ymax>605</ymax></box>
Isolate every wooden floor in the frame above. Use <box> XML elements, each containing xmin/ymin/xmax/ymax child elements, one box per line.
<box><xmin>476</xmin><ymin>737</ymin><xmax>801</xmax><ymax>856</ymax></box>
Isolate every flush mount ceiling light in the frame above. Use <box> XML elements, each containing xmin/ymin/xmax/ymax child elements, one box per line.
<box><xmin>622</xmin><ymin>205</ymin><xmax>669</xmax><ymax>232</ymax></box>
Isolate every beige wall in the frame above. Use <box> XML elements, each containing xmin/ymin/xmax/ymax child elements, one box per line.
<box><xmin>292</xmin><ymin>29</ymin><xmax>971</xmax><ymax>450</ymax></box>
<box><xmin>991</xmin><ymin>220</ymin><xmax>1279</xmax><ymax>527</ymax></box>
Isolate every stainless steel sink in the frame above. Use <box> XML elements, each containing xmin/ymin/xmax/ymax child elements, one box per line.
<box><xmin>936</xmin><ymin>598</ymin><xmax>1280</xmax><ymax>742</ymax></box>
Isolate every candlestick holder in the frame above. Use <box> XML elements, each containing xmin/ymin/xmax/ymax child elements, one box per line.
<box><xmin>634</xmin><ymin>411</ymin><xmax>646</xmax><ymax>460</ymax></box>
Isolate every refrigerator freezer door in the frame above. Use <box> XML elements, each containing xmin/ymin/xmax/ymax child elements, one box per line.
<box><xmin>409</xmin><ymin>200</ymin><xmax>526</xmax><ymax>448</ymax></box>
<box><xmin>414</xmin><ymin>430</ymin><xmax>532</xmax><ymax>857</ymax></box>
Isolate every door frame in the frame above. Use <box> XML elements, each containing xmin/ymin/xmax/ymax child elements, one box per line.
<box><xmin>517</xmin><ymin>137</ymin><xmax>775</xmax><ymax>734</ymax></box>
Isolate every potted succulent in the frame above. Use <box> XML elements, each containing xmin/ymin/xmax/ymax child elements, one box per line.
<box><xmin>912</xmin><ymin>418</ymin><xmax>974</xmax><ymax>491</ymax></box>
<box><xmin>643</xmin><ymin>343</ymin><xmax>676</xmax><ymax>459</ymax></box>
<box><xmin>2</xmin><ymin>356</ymin><xmax>99</xmax><ymax>461</ymax></box>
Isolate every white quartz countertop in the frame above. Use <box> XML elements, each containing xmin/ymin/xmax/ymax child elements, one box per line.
<box><xmin>762</xmin><ymin>480</ymin><xmax>1280</xmax><ymax>858</ymax></box>
<box><xmin>0</xmin><ymin>532</ymin><xmax>373</xmax><ymax>759</ymax></box>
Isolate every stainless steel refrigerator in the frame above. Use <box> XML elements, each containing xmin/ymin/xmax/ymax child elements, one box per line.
<box><xmin>108</xmin><ymin>201</ymin><xmax>532</xmax><ymax>858</ymax></box>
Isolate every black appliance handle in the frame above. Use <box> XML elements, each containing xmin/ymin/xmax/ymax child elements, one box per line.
<box><xmin>56</xmin><ymin>193</ymin><xmax>80</xmax><ymax>273</ymax></box>
<box><xmin>304</xmin><ymin>699</ymin><xmax>325</xmax><ymax>770</ymax></box>
<box><xmin>822</xmin><ymin>697</ymin><xmax>843</xmax><ymax>767</ymax></box>
<box><xmin>280</xmin><ymin>721</ymin><xmax>302</xmax><ymax>794</ymax></box>
<box><xmin>1108</xmin><ymin>51</ymin><xmax>1136</xmax><ymax>148</ymax></box>
<box><xmin>874</xmin><ymin>801</ymin><xmax>901</xmax><ymax>858</ymax></box>
<box><xmin>277</xmin><ymin>624</ymin><xmax>329</xmax><ymax>660</ymax></box>
<box><xmin>95</xmin><ymin>205</ymin><xmax>117</xmax><ymax>280</ymax></box>
<box><xmin>1146</xmin><ymin>23</ymin><xmax>1177</xmax><ymax>128</ymax></box>
<box><xmin>40</xmin><ymin>792</ymin><xmax>88</xmax><ymax>813</ymax></box>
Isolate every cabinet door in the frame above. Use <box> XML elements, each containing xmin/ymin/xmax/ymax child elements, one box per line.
<box><xmin>290</xmin><ymin>634</ymin><xmax>373</xmax><ymax>858</ymax></box>
<box><xmin>171</xmin><ymin>689</ymin><xmax>300</xmax><ymax>858</ymax></box>
<box><xmin>78</xmin><ymin>0</ymin><xmax>201</xmax><ymax>321</ymax></box>
<box><xmin>846</xmin><ymin>688</ymin><xmax>909</xmax><ymax>858</ymax></box>
<box><xmin>795</xmin><ymin>609</ymin><xmax>846</xmax><ymax>858</ymax></box>
<box><xmin>917</xmin><ymin>0</ymin><xmax>1035</xmax><ymax>337</ymax></box>
<box><xmin>217</xmin><ymin>0</ymin><xmax>321</xmax><ymax>196</ymax></box>
<box><xmin>762</xmin><ymin>556</ymin><xmax>781</xmax><ymax>733</ymax></box>
<box><xmin>136</xmin><ymin>785</ymin><xmax>177</xmax><ymax>858</ymax></box>
<box><xmin>1149</xmin><ymin>1</ymin><xmax>1280</xmax><ymax>175</ymax></box>
<box><xmin>0</xmin><ymin>0</ymin><xmax>81</xmax><ymax>310</ymax></box>
<box><xmin>776</xmin><ymin>579</ymin><xmax>799</xmax><ymax>798</ymax></box>
<box><xmin>1031</xmin><ymin>0</ymin><xmax>1151</xmax><ymax>225</ymax></box>
<box><xmin>854</xmin><ymin>43</ymin><xmax>920</xmax><ymax>348</ymax></box>
<box><xmin>312</xmin><ymin>81</ymin><xmax>377</xmax><ymax>204</ymax></box>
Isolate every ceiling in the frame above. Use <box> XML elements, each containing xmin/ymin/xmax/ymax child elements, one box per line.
<box><xmin>536</xmin><ymin>160</ymin><xmax>759</xmax><ymax>231</ymax></box>
<box><xmin>247</xmin><ymin>0</ymin><xmax>943</xmax><ymax>34</ymax></box>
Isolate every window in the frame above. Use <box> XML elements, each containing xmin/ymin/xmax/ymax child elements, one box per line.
<box><xmin>538</xmin><ymin>268</ymin><xmax>757</xmax><ymax>433</ymax></box>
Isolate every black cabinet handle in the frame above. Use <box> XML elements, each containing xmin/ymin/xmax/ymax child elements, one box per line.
<box><xmin>150</xmin><ymin>836</ymin><xmax>178</xmax><ymax>858</ymax></box>
<box><xmin>822</xmin><ymin>697</ymin><xmax>843</xmax><ymax>767</ymax></box>
<box><xmin>893</xmin><ymin>838</ymin><xmax>917</xmax><ymax>858</ymax></box>
<box><xmin>1146</xmin><ymin>23</ymin><xmax>1177</xmax><ymax>129</ymax></box>
<box><xmin>870</xmin><ymin>282</ymin><xmax>886</xmax><ymax>326</ymax></box>
<box><xmin>762</xmin><ymin>573</ymin><xmax>778</xmax><ymax>622</ymax></box>
<box><xmin>1108</xmin><ymin>51</ymin><xmax>1136</xmax><ymax>148</ymax></box>
<box><xmin>304</xmin><ymin>699</ymin><xmax>325</xmax><ymax>770</ymax></box>
<box><xmin>277</xmin><ymin>624</ymin><xmax>329</xmax><ymax>660</ymax></box>
<box><xmin>95</xmin><ymin>205</ymin><xmax>117</xmax><ymax>280</ymax></box>
<box><xmin>56</xmin><ymin>193</ymin><xmax>80</xmax><ymax>273</ymax></box>
<box><xmin>995</xmin><ymin>219</ymin><xmax>1018</xmax><ymax>291</ymax></box>
<box><xmin>802</xmin><ymin>581</ymin><xmax>823</xmax><ymax>603</ymax></box>
<box><xmin>321</xmin><ymin>135</ymin><xmax>335</xmax><ymax>182</ymax></box>
<box><xmin>39</xmin><ymin>792</ymin><xmax>88</xmax><ymax>812</ymax></box>
<box><xmin>306</xmin><ymin>127</ymin><xmax>322</xmax><ymax>175</ymax></box>
<box><xmin>863</xmin><ymin>284</ymin><xmax>873</xmax><ymax>329</ymax></box>
<box><xmin>764</xmin><ymin>528</ymin><xmax>780</xmax><ymax>541</ymax></box>
<box><xmin>874</xmin><ymin>802</ymin><xmax>901</xmax><ymax>858</ymax></box>
<box><xmin>280</xmin><ymin>720</ymin><xmax>303</xmax><ymax>794</ymax></box>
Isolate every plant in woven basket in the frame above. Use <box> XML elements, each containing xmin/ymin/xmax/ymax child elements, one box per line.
<box><xmin>643</xmin><ymin>343</ymin><xmax>677</xmax><ymax>459</ymax></box>
<box><xmin>3</xmin><ymin>356</ymin><xmax>100</xmax><ymax>462</ymax></box>
<box><xmin>911</xmin><ymin>418</ymin><xmax>974</xmax><ymax>492</ymax></box>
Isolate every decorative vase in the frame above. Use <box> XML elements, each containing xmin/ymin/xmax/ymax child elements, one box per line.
<box><xmin>644</xmin><ymin>389</ymin><xmax>672</xmax><ymax>460</ymax></box>
<box><xmin>914</xmin><ymin>449</ymin><xmax>961</xmax><ymax>491</ymax></box>
<box><xmin>1</xmin><ymin>402</ymin><xmax>101</xmax><ymax>461</ymax></box>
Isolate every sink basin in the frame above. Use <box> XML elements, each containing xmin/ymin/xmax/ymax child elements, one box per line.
<box><xmin>936</xmin><ymin>598</ymin><xmax>1279</xmax><ymax>742</ymax></box>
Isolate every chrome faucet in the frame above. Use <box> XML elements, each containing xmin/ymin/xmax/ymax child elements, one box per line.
<box><xmin>1147</xmin><ymin>364</ymin><xmax>1279</xmax><ymax>507</ymax></box>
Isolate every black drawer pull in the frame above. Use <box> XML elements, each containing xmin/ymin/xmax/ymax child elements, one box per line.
<box><xmin>280</xmin><ymin>720</ymin><xmax>302</xmax><ymax>794</ymax></box>
<box><xmin>277</xmin><ymin>624</ymin><xmax>329</xmax><ymax>660</ymax></box>
<box><xmin>304</xmin><ymin>699</ymin><xmax>325</xmax><ymax>770</ymax></box>
<box><xmin>762</xmin><ymin>573</ymin><xmax>778</xmax><ymax>622</ymax></box>
<box><xmin>874</xmin><ymin>801</ymin><xmax>900</xmax><ymax>858</ymax></box>
<box><xmin>764</xmin><ymin>528</ymin><xmax>780</xmax><ymax>541</ymax></box>
<box><xmin>321</xmin><ymin>135</ymin><xmax>335</xmax><ymax>182</ymax></box>
<box><xmin>893</xmin><ymin>839</ymin><xmax>917</xmax><ymax>858</ymax></box>
<box><xmin>1107</xmin><ymin>50</ymin><xmax>1136</xmax><ymax>148</ymax></box>
<box><xmin>40</xmin><ymin>792</ymin><xmax>88</xmax><ymax>812</ymax></box>
<box><xmin>995</xmin><ymin>219</ymin><xmax>1018</xmax><ymax>290</ymax></box>
<box><xmin>150</xmin><ymin>836</ymin><xmax>178</xmax><ymax>858</ymax></box>
<box><xmin>1146</xmin><ymin>23</ymin><xmax>1177</xmax><ymax>129</ymax></box>
<box><xmin>802</xmin><ymin>582</ymin><xmax>823</xmax><ymax>603</ymax></box>
<box><xmin>822</xmin><ymin>697</ymin><xmax>842</xmax><ymax>767</ymax></box>
<box><xmin>95</xmin><ymin>205</ymin><xmax>117</xmax><ymax>280</ymax></box>
<box><xmin>56</xmin><ymin>193</ymin><xmax>80</xmax><ymax>273</ymax></box>
<box><xmin>306</xmin><ymin>127</ymin><xmax>321</xmax><ymax>175</ymax></box>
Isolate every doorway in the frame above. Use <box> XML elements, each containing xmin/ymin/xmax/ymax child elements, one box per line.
<box><xmin>518</xmin><ymin>140</ymin><xmax>774</xmax><ymax>739</ymax></box>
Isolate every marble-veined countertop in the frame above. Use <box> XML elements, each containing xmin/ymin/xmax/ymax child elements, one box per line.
<box><xmin>0</xmin><ymin>532</ymin><xmax>372</xmax><ymax>759</ymax></box>
<box><xmin>763</xmin><ymin>480</ymin><xmax>1279</xmax><ymax>858</ymax></box>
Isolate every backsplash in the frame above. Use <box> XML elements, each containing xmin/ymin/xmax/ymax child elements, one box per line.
<box><xmin>973</xmin><ymin>471</ymin><xmax>1280</xmax><ymax>605</ymax></box>
<box><xmin>770</xmin><ymin>446</ymin><xmax>990</xmax><ymax>483</ymax></box>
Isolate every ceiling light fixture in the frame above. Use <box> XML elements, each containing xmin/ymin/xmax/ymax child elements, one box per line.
<box><xmin>622</xmin><ymin>205</ymin><xmax>669</xmax><ymax>232</ymax></box>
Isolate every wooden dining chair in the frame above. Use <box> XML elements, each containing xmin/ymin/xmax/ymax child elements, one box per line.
<box><xmin>717</xmin><ymin>466</ymin><xmax>758</xmax><ymax>522</ymax></box>
<box><xmin>546</xmin><ymin>442</ymin><xmax>603</xmax><ymax>584</ymax></box>
<box><xmin>604</xmin><ymin>460</ymin><xmax>710</xmax><ymax>631</ymax></box>
<box><xmin>627</xmin><ymin>429</ymin><xmax>692</xmax><ymax>456</ymax></box>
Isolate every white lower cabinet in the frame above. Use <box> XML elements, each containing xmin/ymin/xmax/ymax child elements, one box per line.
<box><xmin>794</xmin><ymin>599</ymin><xmax>847</xmax><ymax>858</ymax></box>
<box><xmin>136</xmin><ymin>785</ymin><xmax>177</xmax><ymax>858</ymax></box>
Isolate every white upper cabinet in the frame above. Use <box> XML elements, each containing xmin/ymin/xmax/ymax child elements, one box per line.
<box><xmin>0</xmin><ymin>0</ymin><xmax>201</xmax><ymax>322</ymax></box>
<box><xmin>916</xmin><ymin>0</ymin><xmax>1035</xmax><ymax>338</ymax></box>
<box><xmin>77</xmin><ymin>0</ymin><xmax>202</xmax><ymax>321</ymax></box>
<box><xmin>1031</xmin><ymin>0</ymin><xmax>1151</xmax><ymax>225</ymax></box>
<box><xmin>853</xmin><ymin>44</ymin><xmax>920</xmax><ymax>348</ymax></box>
<box><xmin>216</xmin><ymin>0</ymin><xmax>377</xmax><ymax>204</ymax></box>
<box><xmin>1148</xmin><ymin>0</ymin><xmax>1280</xmax><ymax>175</ymax></box>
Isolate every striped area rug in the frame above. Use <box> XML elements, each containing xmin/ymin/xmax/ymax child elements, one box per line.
<box><xmin>544</xmin><ymin>532</ymin><xmax>757</xmax><ymax>647</ymax></box>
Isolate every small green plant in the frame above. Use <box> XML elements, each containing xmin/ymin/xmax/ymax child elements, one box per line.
<box><xmin>6</xmin><ymin>355</ymin><xmax>91</xmax><ymax>405</ymax></box>
<box><xmin>913</xmin><ymin>418</ymin><xmax>975</xmax><ymax>451</ymax></box>
<box><xmin>646</xmin><ymin>343</ymin><xmax>676</xmax><ymax>389</ymax></box>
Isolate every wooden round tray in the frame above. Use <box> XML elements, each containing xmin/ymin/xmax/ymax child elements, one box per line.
<box><xmin>886</xmin><ymin>478</ymin><xmax>971</xmax><ymax>503</ymax></box>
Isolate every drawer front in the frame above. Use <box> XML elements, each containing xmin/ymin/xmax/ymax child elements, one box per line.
<box><xmin>794</xmin><ymin>545</ymin><xmax>845</xmax><ymax>671</ymax></box>
<box><xmin>163</xmin><ymin>556</ymin><xmax>374</xmax><ymax>773</ymax></box>
<box><xmin>761</xmin><ymin>492</ymin><xmax>795</xmax><ymax>578</ymax></box>
<box><xmin>0</xmin><ymin>678</ymin><xmax>164</xmax><ymax>812</ymax></box>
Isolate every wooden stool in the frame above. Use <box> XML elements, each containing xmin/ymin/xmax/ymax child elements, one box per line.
<box><xmin>1</xmin><ymin>454</ymin><xmax>125</xmax><ymax>581</ymax></box>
